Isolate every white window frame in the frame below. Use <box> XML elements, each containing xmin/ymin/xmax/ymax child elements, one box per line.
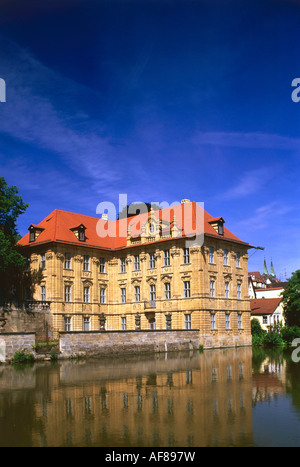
<box><xmin>65</xmin><ymin>285</ymin><xmax>71</xmax><ymax>303</ymax></box>
<box><xmin>237</xmin><ymin>283</ymin><xmax>242</xmax><ymax>300</ymax></box>
<box><xmin>183</xmin><ymin>247</ymin><xmax>190</xmax><ymax>264</ymax></box>
<box><xmin>134</xmin><ymin>286</ymin><xmax>140</xmax><ymax>302</ymax></box>
<box><xmin>134</xmin><ymin>255</ymin><xmax>140</xmax><ymax>271</ymax></box>
<box><xmin>150</xmin><ymin>284</ymin><xmax>156</xmax><ymax>303</ymax></box>
<box><xmin>184</xmin><ymin>313</ymin><xmax>191</xmax><ymax>330</ymax></box>
<box><xmin>224</xmin><ymin>249</ymin><xmax>229</xmax><ymax>266</ymax></box>
<box><xmin>211</xmin><ymin>313</ymin><xmax>216</xmax><ymax>330</ymax></box>
<box><xmin>41</xmin><ymin>285</ymin><xmax>46</xmax><ymax>301</ymax></box>
<box><xmin>164</xmin><ymin>249</ymin><xmax>170</xmax><ymax>266</ymax></box>
<box><xmin>120</xmin><ymin>258</ymin><xmax>126</xmax><ymax>273</ymax></box>
<box><xmin>184</xmin><ymin>281</ymin><xmax>190</xmax><ymax>298</ymax></box>
<box><xmin>83</xmin><ymin>255</ymin><xmax>90</xmax><ymax>272</ymax></box>
<box><xmin>238</xmin><ymin>314</ymin><xmax>242</xmax><ymax>329</ymax></box>
<box><xmin>40</xmin><ymin>254</ymin><xmax>45</xmax><ymax>270</ymax></box>
<box><xmin>121</xmin><ymin>288</ymin><xmax>126</xmax><ymax>303</ymax></box>
<box><xmin>100</xmin><ymin>257</ymin><xmax>105</xmax><ymax>273</ymax></box>
<box><xmin>236</xmin><ymin>252</ymin><xmax>241</xmax><ymax>268</ymax></box>
<box><xmin>64</xmin><ymin>317</ymin><xmax>71</xmax><ymax>332</ymax></box>
<box><xmin>210</xmin><ymin>280</ymin><xmax>215</xmax><ymax>298</ymax></box>
<box><xmin>84</xmin><ymin>317</ymin><xmax>90</xmax><ymax>331</ymax></box>
<box><xmin>84</xmin><ymin>286</ymin><xmax>90</xmax><ymax>303</ymax></box>
<box><xmin>149</xmin><ymin>253</ymin><xmax>155</xmax><ymax>269</ymax></box>
<box><xmin>209</xmin><ymin>247</ymin><xmax>214</xmax><ymax>264</ymax></box>
<box><xmin>100</xmin><ymin>287</ymin><xmax>106</xmax><ymax>304</ymax></box>
<box><xmin>225</xmin><ymin>281</ymin><xmax>229</xmax><ymax>299</ymax></box>
<box><xmin>121</xmin><ymin>317</ymin><xmax>127</xmax><ymax>331</ymax></box>
<box><xmin>164</xmin><ymin>282</ymin><xmax>171</xmax><ymax>300</ymax></box>
<box><xmin>65</xmin><ymin>253</ymin><xmax>71</xmax><ymax>270</ymax></box>
<box><xmin>226</xmin><ymin>313</ymin><xmax>230</xmax><ymax>330</ymax></box>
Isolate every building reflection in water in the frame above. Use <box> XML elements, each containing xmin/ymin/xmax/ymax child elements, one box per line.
<box><xmin>0</xmin><ymin>348</ymin><xmax>254</xmax><ymax>447</ymax></box>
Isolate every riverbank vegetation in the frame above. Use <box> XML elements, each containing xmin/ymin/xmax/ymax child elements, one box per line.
<box><xmin>251</xmin><ymin>319</ymin><xmax>300</xmax><ymax>348</ymax></box>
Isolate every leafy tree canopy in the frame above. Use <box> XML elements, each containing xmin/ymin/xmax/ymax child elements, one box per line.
<box><xmin>0</xmin><ymin>176</ymin><xmax>28</xmax><ymax>272</ymax></box>
<box><xmin>282</xmin><ymin>270</ymin><xmax>300</xmax><ymax>327</ymax></box>
<box><xmin>118</xmin><ymin>202</ymin><xmax>160</xmax><ymax>220</ymax></box>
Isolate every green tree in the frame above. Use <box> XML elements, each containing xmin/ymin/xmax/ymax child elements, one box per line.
<box><xmin>118</xmin><ymin>202</ymin><xmax>160</xmax><ymax>219</ymax></box>
<box><xmin>282</xmin><ymin>270</ymin><xmax>300</xmax><ymax>327</ymax></box>
<box><xmin>0</xmin><ymin>176</ymin><xmax>29</xmax><ymax>300</ymax></box>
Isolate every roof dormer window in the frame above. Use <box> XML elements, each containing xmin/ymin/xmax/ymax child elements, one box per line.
<box><xmin>209</xmin><ymin>217</ymin><xmax>225</xmax><ymax>236</ymax></box>
<box><xmin>70</xmin><ymin>224</ymin><xmax>87</xmax><ymax>242</ymax></box>
<box><xmin>28</xmin><ymin>224</ymin><xmax>44</xmax><ymax>242</ymax></box>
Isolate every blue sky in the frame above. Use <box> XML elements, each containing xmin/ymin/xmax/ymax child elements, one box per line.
<box><xmin>0</xmin><ymin>0</ymin><xmax>300</xmax><ymax>279</ymax></box>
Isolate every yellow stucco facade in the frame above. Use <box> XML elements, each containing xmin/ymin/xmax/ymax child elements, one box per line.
<box><xmin>25</xmin><ymin>222</ymin><xmax>252</xmax><ymax>348</ymax></box>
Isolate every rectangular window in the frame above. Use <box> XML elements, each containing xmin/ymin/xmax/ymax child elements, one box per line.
<box><xmin>165</xmin><ymin>314</ymin><xmax>172</xmax><ymax>329</ymax></box>
<box><xmin>78</xmin><ymin>229</ymin><xmax>85</xmax><ymax>242</ymax></box>
<box><xmin>183</xmin><ymin>247</ymin><xmax>190</xmax><ymax>264</ymax></box>
<box><xmin>30</xmin><ymin>231</ymin><xmax>35</xmax><ymax>242</ymax></box>
<box><xmin>134</xmin><ymin>286</ymin><xmax>140</xmax><ymax>302</ymax></box>
<box><xmin>149</xmin><ymin>253</ymin><xmax>155</xmax><ymax>269</ymax></box>
<box><xmin>149</xmin><ymin>318</ymin><xmax>156</xmax><ymax>330</ymax></box>
<box><xmin>225</xmin><ymin>281</ymin><xmax>229</xmax><ymax>299</ymax></box>
<box><xmin>226</xmin><ymin>313</ymin><xmax>230</xmax><ymax>330</ymax></box>
<box><xmin>238</xmin><ymin>314</ymin><xmax>242</xmax><ymax>329</ymax></box>
<box><xmin>224</xmin><ymin>249</ymin><xmax>228</xmax><ymax>266</ymax></box>
<box><xmin>65</xmin><ymin>285</ymin><xmax>71</xmax><ymax>303</ymax></box>
<box><xmin>121</xmin><ymin>317</ymin><xmax>126</xmax><ymax>331</ymax></box>
<box><xmin>120</xmin><ymin>258</ymin><xmax>126</xmax><ymax>273</ymax></box>
<box><xmin>84</xmin><ymin>317</ymin><xmax>90</xmax><ymax>331</ymax></box>
<box><xmin>184</xmin><ymin>314</ymin><xmax>191</xmax><ymax>330</ymax></box>
<box><xmin>209</xmin><ymin>247</ymin><xmax>214</xmax><ymax>264</ymax></box>
<box><xmin>237</xmin><ymin>283</ymin><xmax>241</xmax><ymax>300</ymax></box>
<box><xmin>184</xmin><ymin>281</ymin><xmax>190</xmax><ymax>298</ymax></box>
<box><xmin>26</xmin><ymin>257</ymin><xmax>31</xmax><ymax>272</ymax></box>
<box><xmin>84</xmin><ymin>286</ymin><xmax>90</xmax><ymax>303</ymax></box>
<box><xmin>121</xmin><ymin>288</ymin><xmax>126</xmax><ymax>303</ymax></box>
<box><xmin>83</xmin><ymin>255</ymin><xmax>90</xmax><ymax>271</ymax></box>
<box><xmin>210</xmin><ymin>280</ymin><xmax>215</xmax><ymax>298</ymax></box>
<box><xmin>134</xmin><ymin>255</ymin><xmax>140</xmax><ymax>271</ymax></box>
<box><xmin>263</xmin><ymin>315</ymin><xmax>268</xmax><ymax>324</ymax></box>
<box><xmin>236</xmin><ymin>252</ymin><xmax>241</xmax><ymax>268</ymax></box>
<box><xmin>100</xmin><ymin>257</ymin><xmax>105</xmax><ymax>273</ymax></box>
<box><xmin>211</xmin><ymin>313</ymin><xmax>216</xmax><ymax>330</ymax></box>
<box><xmin>64</xmin><ymin>317</ymin><xmax>71</xmax><ymax>332</ymax></box>
<box><xmin>164</xmin><ymin>250</ymin><xmax>170</xmax><ymax>266</ymax></box>
<box><xmin>40</xmin><ymin>254</ymin><xmax>45</xmax><ymax>270</ymax></box>
<box><xmin>150</xmin><ymin>284</ymin><xmax>156</xmax><ymax>304</ymax></box>
<box><xmin>164</xmin><ymin>282</ymin><xmax>171</xmax><ymax>300</ymax></box>
<box><xmin>65</xmin><ymin>253</ymin><xmax>71</xmax><ymax>269</ymax></box>
<box><xmin>100</xmin><ymin>288</ymin><xmax>106</xmax><ymax>304</ymax></box>
<box><xmin>41</xmin><ymin>285</ymin><xmax>46</xmax><ymax>301</ymax></box>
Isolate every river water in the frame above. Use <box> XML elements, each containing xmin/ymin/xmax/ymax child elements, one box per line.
<box><xmin>0</xmin><ymin>346</ymin><xmax>300</xmax><ymax>447</ymax></box>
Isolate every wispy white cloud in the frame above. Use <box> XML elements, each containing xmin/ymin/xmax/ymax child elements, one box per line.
<box><xmin>218</xmin><ymin>167</ymin><xmax>276</xmax><ymax>201</ymax></box>
<box><xmin>0</xmin><ymin>37</ymin><xmax>122</xmax><ymax>195</ymax></box>
<box><xmin>238</xmin><ymin>201</ymin><xmax>294</xmax><ymax>230</ymax></box>
<box><xmin>192</xmin><ymin>130</ymin><xmax>300</xmax><ymax>150</ymax></box>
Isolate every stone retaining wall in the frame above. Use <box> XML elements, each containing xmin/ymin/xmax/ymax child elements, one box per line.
<box><xmin>0</xmin><ymin>333</ymin><xmax>36</xmax><ymax>362</ymax></box>
<box><xmin>59</xmin><ymin>329</ymin><xmax>201</xmax><ymax>357</ymax></box>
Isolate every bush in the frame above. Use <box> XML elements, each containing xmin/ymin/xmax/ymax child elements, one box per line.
<box><xmin>13</xmin><ymin>349</ymin><xmax>35</xmax><ymax>364</ymax></box>
<box><xmin>251</xmin><ymin>318</ymin><xmax>266</xmax><ymax>345</ymax></box>
<box><xmin>281</xmin><ymin>326</ymin><xmax>300</xmax><ymax>345</ymax></box>
<box><xmin>263</xmin><ymin>331</ymin><xmax>284</xmax><ymax>348</ymax></box>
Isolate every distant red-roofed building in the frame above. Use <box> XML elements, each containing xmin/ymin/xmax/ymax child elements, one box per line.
<box><xmin>250</xmin><ymin>297</ymin><xmax>285</xmax><ymax>331</ymax></box>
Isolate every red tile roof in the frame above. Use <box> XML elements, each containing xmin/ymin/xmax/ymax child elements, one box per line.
<box><xmin>250</xmin><ymin>298</ymin><xmax>282</xmax><ymax>316</ymax></box>
<box><xmin>17</xmin><ymin>201</ymin><xmax>252</xmax><ymax>251</ymax></box>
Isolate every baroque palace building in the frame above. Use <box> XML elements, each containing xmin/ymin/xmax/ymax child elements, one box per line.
<box><xmin>18</xmin><ymin>200</ymin><xmax>253</xmax><ymax>348</ymax></box>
